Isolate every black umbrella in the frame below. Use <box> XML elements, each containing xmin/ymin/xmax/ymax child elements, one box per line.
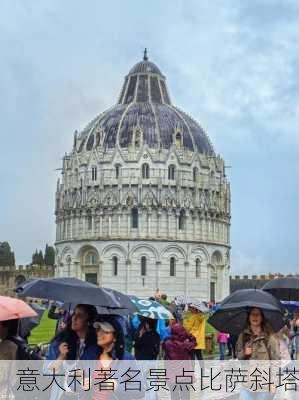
<box><xmin>16</xmin><ymin>277</ymin><xmax>135</xmax><ymax>313</ymax></box>
<box><xmin>262</xmin><ymin>277</ymin><xmax>299</xmax><ymax>301</ymax></box>
<box><xmin>208</xmin><ymin>289</ymin><xmax>285</xmax><ymax>335</ymax></box>
<box><xmin>19</xmin><ymin>303</ymin><xmax>45</xmax><ymax>339</ymax></box>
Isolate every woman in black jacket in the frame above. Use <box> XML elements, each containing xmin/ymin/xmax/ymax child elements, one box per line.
<box><xmin>134</xmin><ymin>317</ymin><xmax>160</xmax><ymax>360</ymax></box>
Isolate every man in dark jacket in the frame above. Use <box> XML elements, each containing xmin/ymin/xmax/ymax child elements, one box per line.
<box><xmin>48</xmin><ymin>303</ymin><xmax>68</xmax><ymax>334</ymax></box>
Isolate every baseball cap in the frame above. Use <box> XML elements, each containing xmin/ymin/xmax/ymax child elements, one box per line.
<box><xmin>93</xmin><ymin>321</ymin><xmax>115</xmax><ymax>333</ymax></box>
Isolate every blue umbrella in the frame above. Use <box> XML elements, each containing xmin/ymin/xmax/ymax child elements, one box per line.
<box><xmin>281</xmin><ymin>301</ymin><xmax>299</xmax><ymax>312</ymax></box>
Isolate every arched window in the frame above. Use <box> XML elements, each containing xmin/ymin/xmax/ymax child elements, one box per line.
<box><xmin>115</xmin><ymin>164</ymin><xmax>121</xmax><ymax>179</ymax></box>
<box><xmin>135</xmin><ymin>128</ymin><xmax>142</xmax><ymax>148</ymax></box>
<box><xmin>178</xmin><ymin>210</ymin><xmax>185</xmax><ymax>230</ymax></box>
<box><xmin>170</xmin><ymin>257</ymin><xmax>176</xmax><ymax>276</ymax></box>
<box><xmin>112</xmin><ymin>256</ymin><xmax>118</xmax><ymax>276</ymax></box>
<box><xmin>211</xmin><ymin>250</ymin><xmax>223</xmax><ymax>266</ymax></box>
<box><xmin>91</xmin><ymin>166</ymin><xmax>97</xmax><ymax>181</ymax></box>
<box><xmin>193</xmin><ymin>167</ymin><xmax>198</xmax><ymax>182</ymax></box>
<box><xmin>175</xmin><ymin>132</ymin><xmax>182</xmax><ymax>148</ymax></box>
<box><xmin>195</xmin><ymin>258</ymin><xmax>201</xmax><ymax>278</ymax></box>
<box><xmin>75</xmin><ymin>168</ymin><xmax>79</xmax><ymax>183</ymax></box>
<box><xmin>84</xmin><ymin>251</ymin><xmax>98</xmax><ymax>265</ymax></box>
<box><xmin>141</xmin><ymin>256</ymin><xmax>147</xmax><ymax>276</ymax></box>
<box><xmin>87</xmin><ymin>215</ymin><xmax>92</xmax><ymax>230</ymax></box>
<box><xmin>142</xmin><ymin>163</ymin><xmax>150</xmax><ymax>179</ymax></box>
<box><xmin>96</xmin><ymin>130</ymin><xmax>102</xmax><ymax>146</ymax></box>
<box><xmin>168</xmin><ymin>165</ymin><xmax>176</xmax><ymax>180</ymax></box>
<box><xmin>131</xmin><ymin>207</ymin><xmax>139</xmax><ymax>228</ymax></box>
<box><xmin>86</xmin><ymin>133</ymin><xmax>94</xmax><ymax>150</ymax></box>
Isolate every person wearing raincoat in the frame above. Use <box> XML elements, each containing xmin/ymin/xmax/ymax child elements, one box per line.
<box><xmin>163</xmin><ymin>323</ymin><xmax>196</xmax><ymax>400</ymax></box>
<box><xmin>183</xmin><ymin>306</ymin><xmax>206</xmax><ymax>362</ymax></box>
<box><xmin>236</xmin><ymin>307</ymin><xmax>280</xmax><ymax>400</ymax></box>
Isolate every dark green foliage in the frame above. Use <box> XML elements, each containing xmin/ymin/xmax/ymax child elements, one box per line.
<box><xmin>0</xmin><ymin>242</ymin><xmax>15</xmax><ymax>266</ymax></box>
<box><xmin>44</xmin><ymin>244</ymin><xmax>55</xmax><ymax>266</ymax></box>
<box><xmin>32</xmin><ymin>249</ymin><xmax>44</xmax><ymax>265</ymax></box>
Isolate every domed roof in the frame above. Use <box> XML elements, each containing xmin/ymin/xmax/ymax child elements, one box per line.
<box><xmin>128</xmin><ymin>49</ymin><xmax>163</xmax><ymax>76</ymax></box>
<box><xmin>78</xmin><ymin>50</ymin><xmax>214</xmax><ymax>155</ymax></box>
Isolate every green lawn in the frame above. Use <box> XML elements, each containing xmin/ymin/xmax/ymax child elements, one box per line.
<box><xmin>28</xmin><ymin>310</ymin><xmax>56</xmax><ymax>345</ymax></box>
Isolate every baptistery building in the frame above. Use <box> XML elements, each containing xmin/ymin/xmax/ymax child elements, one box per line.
<box><xmin>55</xmin><ymin>51</ymin><xmax>231</xmax><ymax>301</ymax></box>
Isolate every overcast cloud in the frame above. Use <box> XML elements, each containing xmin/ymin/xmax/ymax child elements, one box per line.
<box><xmin>0</xmin><ymin>0</ymin><xmax>298</xmax><ymax>274</ymax></box>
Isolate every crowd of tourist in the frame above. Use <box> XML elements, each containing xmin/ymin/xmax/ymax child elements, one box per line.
<box><xmin>1</xmin><ymin>289</ymin><xmax>299</xmax><ymax>399</ymax></box>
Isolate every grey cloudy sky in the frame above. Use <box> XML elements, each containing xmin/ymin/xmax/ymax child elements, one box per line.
<box><xmin>0</xmin><ymin>0</ymin><xmax>298</xmax><ymax>274</ymax></box>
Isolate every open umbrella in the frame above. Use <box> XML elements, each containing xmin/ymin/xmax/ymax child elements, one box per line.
<box><xmin>208</xmin><ymin>289</ymin><xmax>285</xmax><ymax>335</ymax></box>
<box><xmin>189</xmin><ymin>300</ymin><xmax>209</xmax><ymax>313</ymax></box>
<box><xmin>130</xmin><ymin>296</ymin><xmax>174</xmax><ymax>320</ymax></box>
<box><xmin>174</xmin><ymin>295</ymin><xmax>191</xmax><ymax>306</ymax></box>
<box><xmin>280</xmin><ymin>301</ymin><xmax>299</xmax><ymax>313</ymax></box>
<box><xmin>19</xmin><ymin>303</ymin><xmax>45</xmax><ymax>338</ymax></box>
<box><xmin>16</xmin><ymin>277</ymin><xmax>135</xmax><ymax>313</ymax></box>
<box><xmin>262</xmin><ymin>277</ymin><xmax>299</xmax><ymax>301</ymax></box>
<box><xmin>0</xmin><ymin>295</ymin><xmax>37</xmax><ymax>321</ymax></box>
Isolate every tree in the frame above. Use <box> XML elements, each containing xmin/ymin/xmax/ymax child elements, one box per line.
<box><xmin>44</xmin><ymin>244</ymin><xmax>55</xmax><ymax>266</ymax></box>
<box><xmin>0</xmin><ymin>242</ymin><xmax>15</xmax><ymax>266</ymax></box>
<box><xmin>31</xmin><ymin>250</ymin><xmax>39</xmax><ymax>265</ymax></box>
<box><xmin>38</xmin><ymin>250</ymin><xmax>44</xmax><ymax>265</ymax></box>
<box><xmin>32</xmin><ymin>249</ymin><xmax>44</xmax><ymax>265</ymax></box>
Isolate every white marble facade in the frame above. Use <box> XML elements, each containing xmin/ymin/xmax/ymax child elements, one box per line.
<box><xmin>55</xmin><ymin>53</ymin><xmax>231</xmax><ymax>301</ymax></box>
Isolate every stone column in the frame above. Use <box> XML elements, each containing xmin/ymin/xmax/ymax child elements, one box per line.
<box><xmin>108</xmin><ymin>212</ymin><xmax>112</xmax><ymax>237</ymax></box>
<box><xmin>56</xmin><ymin>220</ymin><xmax>59</xmax><ymax>241</ymax></box>
<box><xmin>127</xmin><ymin>211</ymin><xmax>130</xmax><ymax>237</ymax></box>
<box><xmin>138</xmin><ymin>209</ymin><xmax>142</xmax><ymax>238</ymax></box>
<box><xmin>70</xmin><ymin>215</ymin><xmax>73</xmax><ymax>239</ymax></box>
<box><xmin>207</xmin><ymin>218</ymin><xmax>210</xmax><ymax>241</ymax></box>
<box><xmin>167</xmin><ymin>211</ymin><xmax>171</xmax><ymax>237</ymax></box>
<box><xmin>185</xmin><ymin>211</ymin><xmax>189</xmax><ymax>240</ymax></box>
<box><xmin>74</xmin><ymin>213</ymin><xmax>77</xmax><ymax>238</ymax></box>
<box><xmin>175</xmin><ymin>210</ymin><xmax>180</xmax><ymax>239</ymax></box>
<box><xmin>73</xmin><ymin>213</ymin><xmax>77</xmax><ymax>239</ymax></box>
<box><xmin>227</xmin><ymin>222</ymin><xmax>230</xmax><ymax>244</ymax></box>
<box><xmin>74</xmin><ymin>262</ymin><xmax>79</xmax><ymax>279</ymax></box>
<box><xmin>155</xmin><ymin>261</ymin><xmax>161</xmax><ymax>291</ymax></box>
<box><xmin>55</xmin><ymin>219</ymin><xmax>59</xmax><ymax>242</ymax></box>
<box><xmin>91</xmin><ymin>211</ymin><xmax>95</xmax><ymax>237</ymax></box>
<box><xmin>117</xmin><ymin>211</ymin><xmax>121</xmax><ymax>237</ymax></box>
<box><xmin>64</xmin><ymin>217</ymin><xmax>68</xmax><ymax>240</ymax></box>
<box><xmin>184</xmin><ymin>261</ymin><xmax>189</xmax><ymax>296</ymax></box>
<box><xmin>125</xmin><ymin>258</ymin><xmax>131</xmax><ymax>294</ymax></box>
<box><xmin>147</xmin><ymin>209</ymin><xmax>152</xmax><ymax>237</ymax></box>
<box><xmin>99</xmin><ymin>211</ymin><xmax>103</xmax><ymax>237</ymax></box>
<box><xmin>98</xmin><ymin>261</ymin><xmax>103</xmax><ymax>286</ymax></box>
<box><xmin>61</xmin><ymin>218</ymin><xmax>64</xmax><ymax>240</ymax></box>
<box><xmin>82</xmin><ymin>212</ymin><xmax>86</xmax><ymax>236</ymax></box>
<box><xmin>157</xmin><ymin>210</ymin><xmax>161</xmax><ymax>237</ymax></box>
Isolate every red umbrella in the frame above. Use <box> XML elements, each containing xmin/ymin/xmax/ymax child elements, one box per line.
<box><xmin>0</xmin><ymin>295</ymin><xmax>37</xmax><ymax>321</ymax></box>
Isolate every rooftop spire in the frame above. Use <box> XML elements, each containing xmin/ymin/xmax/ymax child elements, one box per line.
<box><xmin>143</xmin><ymin>48</ymin><xmax>148</xmax><ymax>61</ymax></box>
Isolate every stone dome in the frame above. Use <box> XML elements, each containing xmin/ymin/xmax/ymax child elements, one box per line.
<box><xmin>78</xmin><ymin>50</ymin><xmax>214</xmax><ymax>155</ymax></box>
